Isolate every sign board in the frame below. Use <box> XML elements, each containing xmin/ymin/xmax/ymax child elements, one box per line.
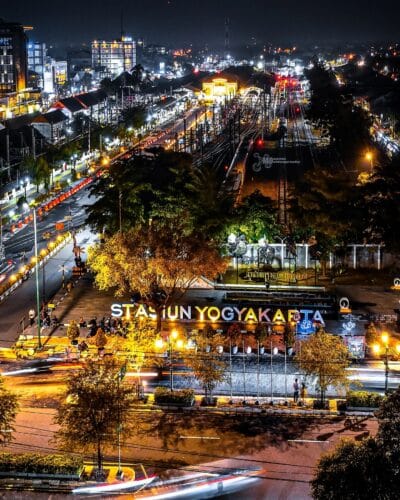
<box><xmin>110</xmin><ymin>303</ymin><xmax>325</xmax><ymax>328</ymax></box>
<box><xmin>55</xmin><ymin>222</ymin><xmax>65</xmax><ymax>231</ymax></box>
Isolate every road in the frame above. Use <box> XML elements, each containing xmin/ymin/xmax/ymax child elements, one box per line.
<box><xmin>0</xmin><ymin>178</ymin><xmax>96</xmax><ymax>348</ymax></box>
<box><xmin>0</xmin><ymin>392</ymin><xmax>378</xmax><ymax>500</ymax></box>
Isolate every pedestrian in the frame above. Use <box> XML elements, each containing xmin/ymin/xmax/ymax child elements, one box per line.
<box><xmin>293</xmin><ymin>378</ymin><xmax>299</xmax><ymax>404</ymax></box>
<box><xmin>28</xmin><ymin>308</ymin><xmax>35</xmax><ymax>327</ymax></box>
<box><xmin>300</xmin><ymin>382</ymin><xmax>307</xmax><ymax>405</ymax></box>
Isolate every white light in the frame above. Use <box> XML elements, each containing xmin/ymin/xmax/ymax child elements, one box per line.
<box><xmin>228</xmin><ymin>233</ymin><xmax>236</xmax><ymax>244</ymax></box>
<box><xmin>8</xmin><ymin>210</ymin><xmax>15</xmax><ymax>217</ymax></box>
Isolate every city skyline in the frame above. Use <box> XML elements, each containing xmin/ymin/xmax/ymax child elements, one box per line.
<box><xmin>2</xmin><ymin>0</ymin><xmax>400</xmax><ymax>47</ymax></box>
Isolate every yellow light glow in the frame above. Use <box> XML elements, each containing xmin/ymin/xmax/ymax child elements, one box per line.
<box><xmin>365</xmin><ymin>152</ymin><xmax>373</xmax><ymax>162</ymax></box>
<box><xmin>171</xmin><ymin>329</ymin><xmax>178</xmax><ymax>340</ymax></box>
<box><xmin>9</xmin><ymin>274</ymin><xmax>17</xmax><ymax>283</ymax></box>
<box><xmin>31</xmin><ymin>256</ymin><xmax>37</xmax><ymax>264</ymax></box>
<box><xmin>396</xmin><ymin>344</ymin><xmax>400</xmax><ymax>353</ymax></box>
<box><xmin>381</xmin><ymin>332</ymin><xmax>389</xmax><ymax>345</ymax></box>
<box><xmin>155</xmin><ymin>338</ymin><xmax>164</xmax><ymax>349</ymax></box>
<box><xmin>176</xmin><ymin>339</ymin><xmax>184</xmax><ymax>349</ymax></box>
<box><xmin>372</xmin><ymin>344</ymin><xmax>381</xmax><ymax>354</ymax></box>
<box><xmin>40</xmin><ymin>249</ymin><xmax>47</xmax><ymax>256</ymax></box>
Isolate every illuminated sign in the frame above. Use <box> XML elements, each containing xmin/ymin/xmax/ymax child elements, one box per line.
<box><xmin>110</xmin><ymin>303</ymin><xmax>325</xmax><ymax>325</ymax></box>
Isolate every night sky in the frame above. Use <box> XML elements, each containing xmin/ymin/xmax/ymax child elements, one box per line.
<box><xmin>2</xmin><ymin>0</ymin><xmax>399</xmax><ymax>47</ymax></box>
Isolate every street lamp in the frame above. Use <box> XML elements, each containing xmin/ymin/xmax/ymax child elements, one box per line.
<box><xmin>155</xmin><ymin>329</ymin><xmax>183</xmax><ymax>391</ymax></box>
<box><xmin>365</xmin><ymin>151</ymin><xmax>373</xmax><ymax>171</ymax></box>
<box><xmin>373</xmin><ymin>331</ymin><xmax>400</xmax><ymax>394</ymax></box>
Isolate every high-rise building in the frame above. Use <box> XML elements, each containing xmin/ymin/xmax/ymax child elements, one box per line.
<box><xmin>92</xmin><ymin>36</ymin><xmax>136</xmax><ymax>78</ymax></box>
<box><xmin>27</xmin><ymin>40</ymin><xmax>47</xmax><ymax>89</ymax></box>
<box><xmin>0</xmin><ymin>19</ymin><xmax>27</xmax><ymax>95</ymax></box>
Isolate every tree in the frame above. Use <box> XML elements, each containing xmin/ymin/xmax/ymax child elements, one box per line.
<box><xmin>121</xmin><ymin>106</ymin><xmax>147</xmax><ymax>130</ymax></box>
<box><xmin>86</xmin><ymin>150</ymin><xmax>195</xmax><ymax>234</ymax></box>
<box><xmin>312</xmin><ymin>387</ymin><xmax>400</xmax><ymax>499</ymax></box>
<box><xmin>362</xmin><ymin>155</ymin><xmax>400</xmax><ymax>251</ymax></box>
<box><xmin>186</xmin><ymin>332</ymin><xmax>226</xmax><ymax>403</ymax></box>
<box><xmin>0</xmin><ymin>376</ymin><xmax>19</xmax><ymax>445</ymax></box>
<box><xmin>227</xmin><ymin>190</ymin><xmax>280</xmax><ymax>243</ymax></box>
<box><xmin>88</xmin><ymin>220</ymin><xmax>227</xmax><ymax>331</ymax></box>
<box><xmin>376</xmin><ymin>387</ymin><xmax>400</xmax><ymax>477</ymax></box>
<box><xmin>29</xmin><ymin>156</ymin><xmax>51</xmax><ymax>192</ymax></box>
<box><xmin>311</xmin><ymin>438</ymin><xmax>396</xmax><ymax>500</ymax></box>
<box><xmin>295</xmin><ymin>330</ymin><xmax>350</xmax><ymax>404</ymax></box>
<box><xmin>110</xmin><ymin>318</ymin><xmax>160</xmax><ymax>373</ymax></box>
<box><xmin>67</xmin><ymin>320</ymin><xmax>80</xmax><ymax>344</ymax></box>
<box><xmin>94</xmin><ymin>328</ymin><xmax>107</xmax><ymax>350</ymax></box>
<box><xmin>54</xmin><ymin>359</ymin><xmax>136</xmax><ymax>479</ymax></box>
<box><xmin>283</xmin><ymin>322</ymin><xmax>296</xmax><ymax>349</ymax></box>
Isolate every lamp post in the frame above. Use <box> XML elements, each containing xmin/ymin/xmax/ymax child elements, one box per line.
<box><xmin>365</xmin><ymin>151</ymin><xmax>373</xmax><ymax>171</ymax></box>
<box><xmin>373</xmin><ymin>331</ymin><xmax>400</xmax><ymax>394</ymax></box>
<box><xmin>33</xmin><ymin>209</ymin><xmax>42</xmax><ymax>349</ymax></box>
<box><xmin>155</xmin><ymin>329</ymin><xmax>182</xmax><ymax>391</ymax></box>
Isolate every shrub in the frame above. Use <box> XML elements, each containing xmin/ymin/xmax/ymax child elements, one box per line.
<box><xmin>347</xmin><ymin>391</ymin><xmax>384</xmax><ymax>408</ymax></box>
<box><xmin>154</xmin><ymin>387</ymin><xmax>195</xmax><ymax>406</ymax></box>
<box><xmin>0</xmin><ymin>453</ymin><xmax>83</xmax><ymax>475</ymax></box>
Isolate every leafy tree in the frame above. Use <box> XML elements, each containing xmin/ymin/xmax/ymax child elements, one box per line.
<box><xmin>88</xmin><ymin>219</ymin><xmax>227</xmax><ymax>330</ymax></box>
<box><xmin>29</xmin><ymin>156</ymin><xmax>51</xmax><ymax>192</ymax></box>
<box><xmin>0</xmin><ymin>376</ymin><xmax>19</xmax><ymax>445</ymax></box>
<box><xmin>362</xmin><ymin>155</ymin><xmax>400</xmax><ymax>251</ymax></box>
<box><xmin>283</xmin><ymin>322</ymin><xmax>296</xmax><ymax>349</ymax></box>
<box><xmin>226</xmin><ymin>190</ymin><xmax>280</xmax><ymax>243</ymax></box>
<box><xmin>254</xmin><ymin>322</ymin><xmax>269</xmax><ymax>345</ymax></box>
<box><xmin>67</xmin><ymin>320</ymin><xmax>80</xmax><ymax>344</ymax></box>
<box><xmin>295</xmin><ymin>330</ymin><xmax>350</xmax><ymax>404</ymax></box>
<box><xmin>187</xmin><ymin>163</ymin><xmax>236</xmax><ymax>242</ymax></box>
<box><xmin>305</xmin><ymin>62</ymin><xmax>372</xmax><ymax>163</ymax></box>
<box><xmin>311</xmin><ymin>438</ymin><xmax>396</xmax><ymax>500</ymax></box>
<box><xmin>110</xmin><ymin>318</ymin><xmax>160</xmax><ymax>372</ymax></box>
<box><xmin>94</xmin><ymin>328</ymin><xmax>108</xmax><ymax>350</ymax></box>
<box><xmin>227</xmin><ymin>323</ymin><xmax>242</xmax><ymax>346</ymax></box>
<box><xmin>365</xmin><ymin>322</ymin><xmax>379</xmax><ymax>347</ymax></box>
<box><xmin>376</xmin><ymin>387</ymin><xmax>400</xmax><ymax>478</ymax></box>
<box><xmin>54</xmin><ymin>359</ymin><xmax>136</xmax><ymax>479</ymax></box>
<box><xmin>86</xmin><ymin>150</ymin><xmax>195</xmax><ymax>234</ymax></box>
<box><xmin>186</xmin><ymin>332</ymin><xmax>226</xmax><ymax>403</ymax></box>
<box><xmin>121</xmin><ymin>106</ymin><xmax>147</xmax><ymax>130</ymax></box>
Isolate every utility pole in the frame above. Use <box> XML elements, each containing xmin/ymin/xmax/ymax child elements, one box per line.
<box><xmin>33</xmin><ymin>209</ymin><xmax>42</xmax><ymax>349</ymax></box>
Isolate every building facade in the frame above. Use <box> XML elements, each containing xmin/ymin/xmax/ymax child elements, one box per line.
<box><xmin>92</xmin><ymin>36</ymin><xmax>136</xmax><ymax>78</ymax></box>
<box><xmin>0</xmin><ymin>19</ymin><xmax>28</xmax><ymax>95</ymax></box>
<box><xmin>27</xmin><ymin>41</ymin><xmax>47</xmax><ymax>89</ymax></box>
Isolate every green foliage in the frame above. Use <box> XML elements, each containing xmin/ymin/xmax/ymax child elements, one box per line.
<box><xmin>154</xmin><ymin>387</ymin><xmax>195</xmax><ymax>406</ymax></box>
<box><xmin>295</xmin><ymin>330</ymin><xmax>350</xmax><ymax>403</ymax></box>
<box><xmin>376</xmin><ymin>387</ymin><xmax>400</xmax><ymax>477</ymax></box>
<box><xmin>186</xmin><ymin>332</ymin><xmax>226</xmax><ymax>399</ymax></box>
<box><xmin>0</xmin><ymin>377</ymin><xmax>19</xmax><ymax>445</ymax></box>
<box><xmin>361</xmin><ymin>156</ymin><xmax>400</xmax><ymax>251</ymax></box>
<box><xmin>346</xmin><ymin>391</ymin><xmax>384</xmax><ymax>408</ymax></box>
<box><xmin>86</xmin><ymin>150</ymin><xmax>194</xmax><ymax>234</ymax></box>
<box><xmin>0</xmin><ymin>453</ymin><xmax>83</xmax><ymax>475</ymax></box>
<box><xmin>121</xmin><ymin>106</ymin><xmax>147</xmax><ymax>130</ymax></box>
<box><xmin>54</xmin><ymin>359</ymin><xmax>136</xmax><ymax>472</ymax></box>
<box><xmin>311</xmin><ymin>438</ymin><xmax>396</xmax><ymax>500</ymax></box>
<box><xmin>225</xmin><ymin>190</ymin><xmax>280</xmax><ymax>243</ymax></box>
<box><xmin>305</xmin><ymin>62</ymin><xmax>372</xmax><ymax>163</ymax></box>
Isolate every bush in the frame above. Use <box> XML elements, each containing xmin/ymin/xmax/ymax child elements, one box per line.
<box><xmin>0</xmin><ymin>453</ymin><xmax>83</xmax><ymax>475</ymax></box>
<box><xmin>154</xmin><ymin>387</ymin><xmax>195</xmax><ymax>406</ymax></box>
<box><xmin>347</xmin><ymin>391</ymin><xmax>384</xmax><ymax>408</ymax></box>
